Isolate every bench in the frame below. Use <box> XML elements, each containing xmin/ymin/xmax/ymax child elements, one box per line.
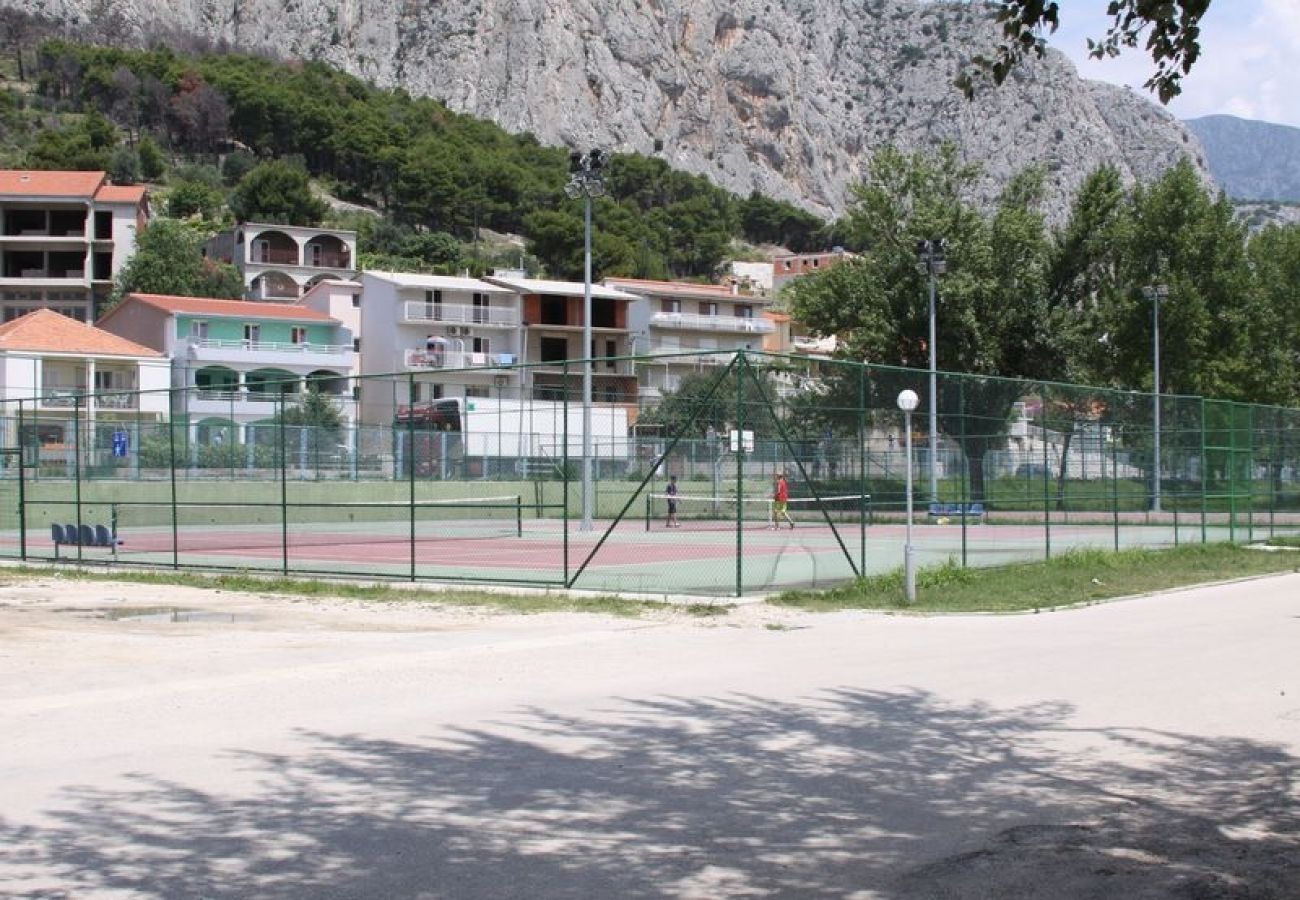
<box><xmin>51</xmin><ymin>523</ymin><xmax>121</xmax><ymax>559</ymax></box>
<box><xmin>928</xmin><ymin>502</ymin><xmax>985</xmax><ymax>522</ymax></box>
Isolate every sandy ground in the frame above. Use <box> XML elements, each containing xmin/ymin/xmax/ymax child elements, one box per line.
<box><xmin>0</xmin><ymin>572</ymin><xmax>1298</xmax><ymax>899</ymax></box>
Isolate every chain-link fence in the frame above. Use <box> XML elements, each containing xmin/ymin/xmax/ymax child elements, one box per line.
<box><xmin>2</xmin><ymin>351</ymin><xmax>1297</xmax><ymax>596</ymax></box>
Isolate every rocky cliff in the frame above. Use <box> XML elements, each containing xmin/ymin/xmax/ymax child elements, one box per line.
<box><xmin>11</xmin><ymin>0</ymin><xmax>1209</xmax><ymax>221</ymax></box>
<box><xmin>1185</xmin><ymin>115</ymin><xmax>1300</xmax><ymax>202</ymax></box>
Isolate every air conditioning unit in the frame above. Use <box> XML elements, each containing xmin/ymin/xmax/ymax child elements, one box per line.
<box><xmin>447</xmin><ymin>325</ymin><xmax>469</xmax><ymax>336</ymax></box>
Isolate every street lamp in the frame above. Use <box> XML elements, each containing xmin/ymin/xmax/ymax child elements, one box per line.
<box><xmin>1142</xmin><ymin>283</ymin><xmax>1169</xmax><ymax>513</ymax></box>
<box><xmin>565</xmin><ymin>148</ymin><xmax>607</xmax><ymax>532</ymax></box>
<box><xmin>897</xmin><ymin>388</ymin><xmax>920</xmax><ymax>603</ymax></box>
<box><xmin>915</xmin><ymin>238</ymin><xmax>946</xmax><ymax>504</ymax></box>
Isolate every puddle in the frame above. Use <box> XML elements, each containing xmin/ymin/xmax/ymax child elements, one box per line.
<box><xmin>95</xmin><ymin>606</ymin><xmax>251</xmax><ymax>624</ymax></box>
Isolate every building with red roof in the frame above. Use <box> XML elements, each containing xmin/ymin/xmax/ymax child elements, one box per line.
<box><xmin>0</xmin><ymin>170</ymin><xmax>150</xmax><ymax>324</ymax></box>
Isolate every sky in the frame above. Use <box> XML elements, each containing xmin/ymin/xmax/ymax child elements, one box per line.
<box><xmin>1048</xmin><ymin>0</ymin><xmax>1300</xmax><ymax>128</ymax></box>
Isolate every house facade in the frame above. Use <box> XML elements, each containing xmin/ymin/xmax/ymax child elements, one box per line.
<box><xmin>0</xmin><ymin>170</ymin><xmax>149</xmax><ymax>323</ymax></box>
<box><xmin>356</xmin><ymin>271</ymin><xmax>524</xmax><ymax>425</ymax></box>
<box><xmin>0</xmin><ymin>309</ymin><xmax>169</xmax><ymax>453</ymax></box>
<box><xmin>482</xmin><ymin>275</ymin><xmax>640</xmax><ymax>406</ymax></box>
<box><xmin>770</xmin><ymin>248</ymin><xmax>855</xmax><ymax>294</ymax></box>
<box><xmin>97</xmin><ymin>293</ymin><xmax>357</xmax><ymax>444</ymax></box>
<box><xmin>205</xmin><ymin>222</ymin><xmax>357</xmax><ymax>302</ymax></box>
<box><xmin>607</xmin><ymin>277</ymin><xmax>774</xmax><ymax>397</ymax></box>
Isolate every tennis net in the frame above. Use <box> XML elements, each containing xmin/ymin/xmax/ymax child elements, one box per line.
<box><xmin>109</xmin><ymin>495</ymin><xmax>524</xmax><ymax>555</ymax></box>
<box><xmin>645</xmin><ymin>492</ymin><xmax>871</xmax><ymax>531</ymax></box>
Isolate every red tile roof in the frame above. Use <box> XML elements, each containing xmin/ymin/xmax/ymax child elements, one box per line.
<box><xmin>122</xmin><ymin>293</ymin><xmax>336</xmax><ymax>322</ymax></box>
<box><xmin>0</xmin><ymin>170</ymin><xmax>107</xmax><ymax>198</ymax></box>
<box><xmin>0</xmin><ymin>309</ymin><xmax>161</xmax><ymax>357</ymax></box>
<box><xmin>604</xmin><ymin>277</ymin><xmax>738</xmax><ymax>299</ymax></box>
<box><xmin>95</xmin><ymin>184</ymin><xmax>149</xmax><ymax>204</ymax></box>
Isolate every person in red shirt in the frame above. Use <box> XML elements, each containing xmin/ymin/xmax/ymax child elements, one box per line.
<box><xmin>772</xmin><ymin>472</ymin><xmax>794</xmax><ymax>529</ymax></box>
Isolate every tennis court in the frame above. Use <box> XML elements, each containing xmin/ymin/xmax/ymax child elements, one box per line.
<box><xmin>11</xmin><ymin>487</ymin><xmax>1281</xmax><ymax>596</ymax></box>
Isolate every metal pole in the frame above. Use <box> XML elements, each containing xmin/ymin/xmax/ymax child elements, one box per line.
<box><xmin>581</xmin><ymin>193</ymin><xmax>593</xmax><ymax>532</ymax></box>
<box><xmin>1150</xmin><ymin>287</ymin><xmax>1163</xmax><ymax>512</ymax></box>
<box><xmin>928</xmin><ymin>262</ymin><xmax>938</xmax><ymax>504</ymax></box>
<box><xmin>904</xmin><ymin>409</ymin><xmax>916</xmax><ymax>603</ymax></box>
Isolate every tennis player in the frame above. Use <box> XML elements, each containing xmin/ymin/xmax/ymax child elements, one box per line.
<box><xmin>772</xmin><ymin>471</ymin><xmax>794</xmax><ymax>529</ymax></box>
<box><xmin>666</xmin><ymin>474</ymin><xmax>680</xmax><ymax>528</ymax></box>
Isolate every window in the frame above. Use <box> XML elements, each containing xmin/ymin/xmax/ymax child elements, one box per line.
<box><xmin>190</xmin><ymin>320</ymin><xmax>209</xmax><ymax>340</ymax></box>
<box><xmin>540</xmin><ymin>337</ymin><xmax>568</xmax><ymax>363</ymax></box>
<box><xmin>472</xmin><ymin>292</ymin><xmax>489</xmax><ymax>324</ymax></box>
<box><xmin>591</xmin><ymin>298</ymin><xmax>617</xmax><ymax>328</ymax></box>
<box><xmin>661</xmin><ymin>298</ymin><xmax>681</xmax><ymax>314</ymax></box>
<box><xmin>466</xmin><ymin>385</ymin><xmax>489</xmax><ymax>398</ymax></box>
<box><xmin>291</xmin><ymin>327</ymin><xmax>308</xmax><ymax>344</ymax></box>
<box><xmin>94</xmin><ymin>210</ymin><xmax>112</xmax><ymax>240</ymax></box>
<box><xmin>425</xmin><ymin>289</ymin><xmax>443</xmax><ymax>320</ymax></box>
<box><xmin>605</xmin><ymin>339</ymin><xmax>617</xmax><ymax>370</ymax></box>
<box><xmin>243</xmin><ymin>323</ymin><xmax>260</xmax><ymax>344</ymax></box>
<box><xmin>352</xmin><ymin>338</ymin><xmax>361</xmax><ymax>352</ymax></box>
<box><xmin>811</xmin><ymin>257</ymin><xmax>820</xmax><ymax>268</ymax></box>
<box><xmin>541</xmin><ymin>295</ymin><xmax>567</xmax><ymax>325</ymax></box>
<box><xmin>471</xmin><ymin>336</ymin><xmax>490</xmax><ymax>354</ymax></box>
<box><xmin>700</xmin><ymin>302</ymin><xmax>718</xmax><ymax>317</ymax></box>
<box><xmin>603</xmin><ymin>386</ymin><xmax>618</xmax><ymax>403</ymax></box>
<box><xmin>351</xmin><ymin>294</ymin><xmax>361</xmax><ymax>308</ymax></box>
<box><xmin>736</xmin><ymin>304</ymin><xmax>753</xmax><ymax>319</ymax></box>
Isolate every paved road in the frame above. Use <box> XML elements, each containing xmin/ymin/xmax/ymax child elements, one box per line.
<box><xmin>1</xmin><ymin>574</ymin><xmax>1297</xmax><ymax>898</ymax></box>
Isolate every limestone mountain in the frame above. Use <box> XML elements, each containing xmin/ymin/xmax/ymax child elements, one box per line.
<box><xmin>8</xmin><ymin>0</ymin><xmax>1209</xmax><ymax>221</ymax></box>
<box><xmin>1184</xmin><ymin>115</ymin><xmax>1300</xmax><ymax>203</ymax></box>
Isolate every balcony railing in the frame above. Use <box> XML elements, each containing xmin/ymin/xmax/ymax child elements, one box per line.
<box><xmin>304</xmin><ymin>250</ymin><xmax>351</xmax><ymax>268</ymax></box>
<box><xmin>193</xmin><ymin>390</ymin><xmax>354</xmax><ymax>406</ymax></box>
<box><xmin>189</xmin><ymin>338</ymin><xmax>352</xmax><ymax>355</ymax></box>
<box><xmin>401</xmin><ymin>301</ymin><xmax>520</xmax><ymax>326</ymax></box>
<box><xmin>404</xmin><ymin>348</ymin><xmax>518</xmax><ymax>370</ymax></box>
<box><xmin>251</xmin><ymin>248</ymin><xmax>300</xmax><ymax>265</ymax></box>
<box><xmin>651</xmin><ymin>311</ymin><xmax>774</xmax><ymax>333</ymax></box>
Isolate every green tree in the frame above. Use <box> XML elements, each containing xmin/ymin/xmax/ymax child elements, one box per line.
<box><xmin>787</xmin><ymin>145</ymin><xmax>1064</xmax><ymax>500</ymax></box>
<box><xmin>113</xmin><ymin>218</ymin><xmax>243</xmax><ymax>308</ymax></box>
<box><xmin>276</xmin><ymin>387</ymin><xmax>345</xmax><ymax>457</ymax></box>
<box><xmin>137</xmin><ymin>134</ymin><xmax>166</xmax><ymax>180</ymax></box>
<box><xmin>166</xmin><ymin>178</ymin><xmax>224</xmax><ymax>219</ymax></box>
<box><xmin>228</xmin><ymin>159</ymin><xmax>327</xmax><ymax>226</ymax></box>
<box><xmin>107</xmin><ymin>144</ymin><xmax>140</xmax><ymax>184</ymax></box>
<box><xmin>961</xmin><ymin>1</ymin><xmax>1213</xmax><ymax>104</ymax></box>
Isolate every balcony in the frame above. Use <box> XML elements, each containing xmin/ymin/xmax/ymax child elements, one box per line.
<box><xmin>248</xmin><ymin>249</ymin><xmax>353</xmax><ymax>269</ymax></box>
<box><xmin>401</xmin><ymin>301</ymin><xmax>520</xmax><ymax>326</ymax></box>
<box><xmin>187</xmin><ymin>390</ymin><xmax>356</xmax><ymax>418</ymax></box>
<box><xmin>250</xmin><ymin>248</ymin><xmax>300</xmax><ymax>265</ymax></box>
<box><xmin>651</xmin><ymin>312</ymin><xmax>774</xmax><ymax>333</ymax></box>
<box><xmin>404</xmin><ymin>348</ymin><xmax>518</xmax><ymax>371</ymax></box>
<box><xmin>187</xmin><ymin>338</ymin><xmax>354</xmax><ymax>368</ymax></box>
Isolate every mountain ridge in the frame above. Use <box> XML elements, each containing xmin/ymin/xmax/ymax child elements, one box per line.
<box><xmin>4</xmin><ymin>0</ymin><xmax>1211</xmax><ymax>222</ymax></box>
<box><xmin>1184</xmin><ymin>114</ymin><xmax>1300</xmax><ymax>203</ymax></box>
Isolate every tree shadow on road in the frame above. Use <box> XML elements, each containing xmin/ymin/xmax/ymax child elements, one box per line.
<box><xmin>2</xmin><ymin>688</ymin><xmax>1297</xmax><ymax>898</ymax></box>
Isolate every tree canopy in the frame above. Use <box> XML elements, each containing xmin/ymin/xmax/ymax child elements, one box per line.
<box><xmin>112</xmin><ymin>218</ymin><xmax>243</xmax><ymax>309</ymax></box>
<box><xmin>960</xmin><ymin>1</ymin><xmax>1213</xmax><ymax>104</ymax></box>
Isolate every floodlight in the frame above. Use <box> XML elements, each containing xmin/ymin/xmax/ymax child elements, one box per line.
<box><xmin>897</xmin><ymin>389</ymin><xmax>920</xmax><ymax>412</ymax></box>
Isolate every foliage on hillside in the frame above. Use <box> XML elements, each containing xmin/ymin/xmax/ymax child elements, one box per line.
<box><xmin>11</xmin><ymin>40</ymin><xmax>829</xmax><ymax>280</ymax></box>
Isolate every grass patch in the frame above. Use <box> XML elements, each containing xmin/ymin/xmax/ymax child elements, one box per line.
<box><xmin>1266</xmin><ymin>536</ymin><xmax>1300</xmax><ymax>548</ymax></box>
<box><xmin>770</xmin><ymin>543</ymin><xmax>1300</xmax><ymax>614</ymax></box>
<box><xmin>0</xmin><ymin>564</ymin><xmax>728</xmax><ymax>618</ymax></box>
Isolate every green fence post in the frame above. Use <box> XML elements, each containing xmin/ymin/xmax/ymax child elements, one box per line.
<box><xmin>279</xmin><ymin>391</ymin><xmax>289</xmax><ymax>576</ymax></box>
<box><xmin>1199</xmin><ymin>397</ymin><xmax>1208</xmax><ymax>545</ymax></box>
<box><xmin>16</xmin><ymin>399</ymin><xmax>26</xmax><ymax>560</ymax></box>
<box><xmin>736</xmin><ymin>351</ymin><xmax>745</xmax><ymax>598</ymax></box>
<box><xmin>1111</xmin><ymin>422</ymin><xmax>1120</xmax><ymax>552</ymax></box>
<box><xmin>407</xmin><ymin>373</ymin><xmax>416</xmax><ymax>582</ymax></box>
<box><xmin>168</xmin><ymin>388</ymin><xmax>178</xmax><ymax>569</ymax></box>
<box><xmin>959</xmin><ymin>379</ymin><xmax>968</xmax><ymax>568</ymax></box>
<box><xmin>562</xmin><ymin>360</ymin><xmax>570</xmax><ymax>586</ymax></box>
<box><xmin>1042</xmin><ymin>402</ymin><xmax>1051</xmax><ymax>561</ymax></box>
<box><xmin>858</xmin><ymin>362</ymin><xmax>867</xmax><ymax>575</ymax></box>
<box><xmin>73</xmin><ymin>394</ymin><xmax>83</xmax><ymax>564</ymax></box>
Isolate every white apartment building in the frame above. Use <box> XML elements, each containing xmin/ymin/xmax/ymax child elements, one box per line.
<box><xmin>205</xmin><ymin>222</ymin><xmax>357</xmax><ymax>301</ymax></box>
<box><xmin>0</xmin><ymin>170</ymin><xmax>149</xmax><ymax>323</ymax></box>
<box><xmin>606</xmin><ymin>277</ymin><xmax>774</xmax><ymax>397</ymax></box>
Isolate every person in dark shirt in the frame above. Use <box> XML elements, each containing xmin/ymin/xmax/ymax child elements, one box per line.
<box><xmin>666</xmin><ymin>475</ymin><xmax>680</xmax><ymax>528</ymax></box>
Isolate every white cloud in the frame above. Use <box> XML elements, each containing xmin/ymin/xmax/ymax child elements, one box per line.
<box><xmin>1048</xmin><ymin>1</ymin><xmax>1300</xmax><ymax>128</ymax></box>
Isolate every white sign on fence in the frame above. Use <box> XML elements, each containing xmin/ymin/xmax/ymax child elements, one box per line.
<box><xmin>729</xmin><ymin>429</ymin><xmax>754</xmax><ymax>453</ymax></box>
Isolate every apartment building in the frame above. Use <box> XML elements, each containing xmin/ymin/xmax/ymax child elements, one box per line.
<box><xmin>770</xmin><ymin>248</ymin><xmax>855</xmax><ymax>294</ymax></box>
<box><xmin>356</xmin><ymin>271</ymin><xmax>523</xmax><ymax>424</ymax></box>
<box><xmin>205</xmin><ymin>222</ymin><xmax>357</xmax><ymax>301</ymax></box>
<box><xmin>98</xmin><ymin>293</ymin><xmax>357</xmax><ymax>444</ymax></box>
<box><xmin>607</xmin><ymin>277</ymin><xmax>774</xmax><ymax>397</ymax></box>
<box><xmin>0</xmin><ymin>309</ymin><xmax>170</xmax><ymax>451</ymax></box>
<box><xmin>0</xmin><ymin>170</ymin><xmax>149</xmax><ymax>323</ymax></box>
<box><xmin>483</xmin><ymin>275</ymin><xmax>640</xmax><ymax>405</ymax></box>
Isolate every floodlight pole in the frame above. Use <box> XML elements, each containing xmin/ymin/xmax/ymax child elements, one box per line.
<box><xmin>916</xmin><ymin>239</ymin><xmax>945</xmax><ymax>504</ymax></box>
<box><xmin>1143</xmin><ymin>284</ymin><xmax>1168</xmax><ymax>513</ymax></box>
<box><xmin>567</xmin><ymin>149</ymin><xmax>606</xmax><ymax>532</ymax></box>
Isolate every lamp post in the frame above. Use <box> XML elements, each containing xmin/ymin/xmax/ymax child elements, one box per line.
<box><xmin>897</xmin><ymin>388</ymin><xmax>920</xmax><ymax>603</ymax></box>
<box><xmin>565</xmin><ymin>148</ymin><xmax>607</xmax><ymax>532</ymax></box>
<box><xmin>1142</xmin><ymin>284</ymin><xmax>1168</xmax><ymax>513</ymax></box>
<box><xmin>915</xmin><ymin>238</ymin><xmax>946</xmax><ymax>503</ymax></box>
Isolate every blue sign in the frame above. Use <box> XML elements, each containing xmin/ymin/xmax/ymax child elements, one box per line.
<box><xmin>111</xmin><ymin>430</ymin><xmax>129</xmax><ymax>458</ymax></box>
